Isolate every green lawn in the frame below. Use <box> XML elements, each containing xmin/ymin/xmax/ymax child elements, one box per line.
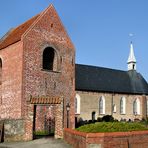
<box><xmin>76</xmin><ymin>122</ymin><xmax>148</xmax><ymax>133</ymax></box>
<box><xmin>34</xmin><ymin>130</ymin><xmax>54</xmax><ymax>136</ymax></box>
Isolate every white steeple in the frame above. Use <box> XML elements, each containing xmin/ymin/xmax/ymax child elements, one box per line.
<box><xmin>127</xmin><ymin>42</ymin><xmax>136</xmax><ymax>71</ymax></box>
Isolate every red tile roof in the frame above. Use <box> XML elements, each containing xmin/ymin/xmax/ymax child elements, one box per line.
<box><xmin>30</xmin><ymin>96</ymin><xmax>62</xmax><ymax>104</ymax></box>
<box><xmin>0</xmin><ymin>14</ymin><xmax>39</xmax><ymax>50</ymax></box>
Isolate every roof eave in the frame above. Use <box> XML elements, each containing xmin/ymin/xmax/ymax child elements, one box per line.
<box><xmin>76</xmin><ymin>88</ymin><xmax>148</xmax><ymax>95</ymax></box>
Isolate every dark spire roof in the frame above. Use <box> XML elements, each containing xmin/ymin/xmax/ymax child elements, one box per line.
<box><xmin>76</xmin><ymin>64</ymin><xmax>148</xmax><ymax>95</ymax></box>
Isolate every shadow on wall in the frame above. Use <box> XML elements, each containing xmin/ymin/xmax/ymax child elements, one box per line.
<box><xmin>0</xmin><ymin>121</ymin><xmax>4</xmax><ymax>142</ymax></box>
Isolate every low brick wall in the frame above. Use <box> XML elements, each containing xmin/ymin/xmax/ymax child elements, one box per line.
<box><xmin>64</xmin><ymin>128</ymin><xmax>148</xmax><ymax>148</ymax></box>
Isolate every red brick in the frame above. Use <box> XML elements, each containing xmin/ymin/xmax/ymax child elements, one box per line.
<box><xmin>64</xmin><ymin>128</ymin><xmax>148</xmax><ymax>148</ymax></box>
<box><xmin>0</xmin><ymin>4</ymin><xmax>75</xmax><ymax>141</ymax></box>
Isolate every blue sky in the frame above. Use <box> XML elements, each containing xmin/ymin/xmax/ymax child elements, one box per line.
<box><xmin>0</xmin><ymin>0</ymin><xmax>148</xmax><ymax>81</ymax></box>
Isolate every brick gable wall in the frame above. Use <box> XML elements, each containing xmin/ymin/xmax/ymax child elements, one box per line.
<box><xmin>0</xmin><ymin>41</ymin><xmax>23</xmax><ymax>119</ymax></box>
<box><xmin>21</xmin><ymin>6</ymin><xmax>75</xmax><ymax>140</ymax></box>
<box><xmin>0</xmin><ymin>5</ymin><xmax>75</xmax><ymax>141</ymax></box>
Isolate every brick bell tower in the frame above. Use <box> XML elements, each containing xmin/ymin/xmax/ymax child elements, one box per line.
<box><xmin>0</xmin><ymin>4</ymin><xmax>75</xmax><ymax>141</ymax></box>
<box><xmin>22</xmin><ymin>5</ymin><xmax>75</xmax><ymax>139</ymax></box>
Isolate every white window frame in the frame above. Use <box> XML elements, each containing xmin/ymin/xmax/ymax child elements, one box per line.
<box><xmin>120</xmin><ymin>97</ymin><xmax>126</xmax><ymax>114</ymax></box>
<box><xmin>75</xmin><ymin>94</ymin><xmax>80</xmax><ymax>114</ymax></box>
<box><xmin>99</xmin><ymin>96</ymin><xmax>105</xmax><ymax>115</ymax></box>
<box><xmin>0</xmin><ymin>58</ymin><xmax>2</xmax><ymax>85</ymax></box>
<box><xmin>133</xmin><ymin>98</ymin><xmax>140</xmax><ymax>115</ymax></box>
<box><xmin>146</xmin><ymin>99</ymin><xmax>148</xmax><ymax>116</ymax></box>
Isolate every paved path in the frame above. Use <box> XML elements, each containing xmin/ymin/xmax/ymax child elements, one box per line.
<box><xmin>0</xmin><ymin>137</ymin><xmax>72</xmax><ymax>148</ymax></box>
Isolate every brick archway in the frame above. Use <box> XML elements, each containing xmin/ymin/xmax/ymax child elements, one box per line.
<box><xmin>25</xmin><ymin>96</ymin><xmax>64</xmax><ymax>140</ymax></box>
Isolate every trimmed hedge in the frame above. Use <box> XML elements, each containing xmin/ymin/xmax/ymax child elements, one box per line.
<box><xmin>76</xmin><ymin>122</ymin><xmax>148</xmax><ymax>133</ymax></box>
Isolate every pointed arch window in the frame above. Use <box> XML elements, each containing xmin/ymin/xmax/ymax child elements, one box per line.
<box><xmin>133</xmin><ymin>98</ymin><xmax>140</xmax><ymax>115</ymax></box>
<box><xmin>120</xmin><ymin>97</ymin><xmax>126</xmax><ymax>114</ymax></box>
<box><xmin>75</xmin><ymin>94</ymin><xmax>80</xmax><ymax>114</ymax></box>
<box><xmin>146</xmin><ymin>99</ymin><xmax>148</xmax><ymax>116</ymax></box>
<box><xmin>99</xmin><ymin>96</ymin><xmax>105</xmax><ymax>114</ymax></box>
<box><xmin>42</xmin><ymin>47</ymin><xmax>58</xmax><ymax>71</ymax></box>
<box><xmin>0</xmin><ymin>58</ymin><xmax>2</xmax><ymax>85</ymax></box>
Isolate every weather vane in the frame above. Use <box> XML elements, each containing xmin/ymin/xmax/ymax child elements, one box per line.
<box><xmin>129</xmin><ymin>33</ymin><xmax>134</xmax><ymax>43</ymax></box>
<box><xmin>129</xmin><ymin>33</ymin><xmax>133</xmax><ymax>37</ymax></box>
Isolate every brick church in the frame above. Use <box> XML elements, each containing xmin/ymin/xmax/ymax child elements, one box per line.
<box><xmin>0</xmin><ymin>4</ymin><xmax>148</xmax><ymax>142</ymax></box>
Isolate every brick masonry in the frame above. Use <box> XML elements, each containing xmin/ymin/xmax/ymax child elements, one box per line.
<box><xmin>0</xmin><ymin>5</ymin><xmax>75</xmax><ymax>141</ymax></box>
<box><xmin>64</xmin><ymin>128</ymin><xmax>148</xmax><ymax>148</ymax></box>
<box><xmin>22</xmin><ymin>5</ymin><xmax>75</xmax><ymax>101</ymax></box>
<box><xmin>1</xmin><ymin>3</ymin><xmax>147</xmax><ymax>143</ymax></box>
<box><xmin>0</xmin><ymin>41</ymin><xmax>23</xmax><ymax>119</ymax></box>
<box><xmin>22</xmin><ymin>6</ymin><xmax>75</xmax><ymax>140</ymax></box>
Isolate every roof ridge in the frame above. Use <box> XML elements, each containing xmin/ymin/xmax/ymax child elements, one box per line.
<box><xmin>0</xmin><ymin>13</ymin><xmax>40</xmax><ymax>49</ymax></box>
<box><xmin>14</xmin><ymin>14</ymin><xmax>40</xmax><ymax>31</ymax></box>
<box><xmin>0</xmin><ymin>28</ymin><xmax>14</xmax><ymax>43</ymax></box>
<box><xmin>21</xmin><ymin>4</ymin><xmax>53</xmax><ymax>39</ymax></box>
<box><xmin>0</xmin><ymin>5</ymin><xmax>55</xmax><ymax>49</ymax></box>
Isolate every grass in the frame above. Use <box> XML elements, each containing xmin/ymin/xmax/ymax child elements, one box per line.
<box><xmin>34</xmin><ymin>130</ymin><xmax>49</xmax><ymax>136</ymax></box>
<box><xmin>34</xmin><ymin>130</ymin><xmax>54</xmax><ymax>136</ymax></box>
<box><xmin>76</xmin><ymin>122</ymin><xmax>148</xmax><ymax>133</ymax></box>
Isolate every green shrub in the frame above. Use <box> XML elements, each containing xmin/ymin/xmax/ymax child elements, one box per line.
<box><xmin>102</xmin><ymin>115</ymin><xmax>114</xmax><ymax>122</ymax></box>
<box><xmin>97</xmin><ymin>117</ymin><xmax>102</xmax><ymax>122</ymax></box>
<box><xmin>76</xmin><ymin>122</ymin><xmax>148</xmax><ymax>133</ymax></box>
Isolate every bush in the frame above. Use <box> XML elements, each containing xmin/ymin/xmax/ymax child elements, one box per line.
<box><xmin>76</xmin><ymin>122</ymin><xmax>148</xmax><ymax>133</ymax></box>
<box><xmin>102</xmin><ymin>115</ymin><xmax>114</xmax><ymax>122</ymax></box>
<box><xmin>88</xmin><ymin>120</ymin><xmax>97</xmax><ymax>124</ymax></box>
<box><xmin>140</xmin><ymin>117</ymin><xmax>148</xmax><ymax>126</ymax></box>
<box><xmin>97</xmin><ymin>117</ymin><xmax>102</xmax><ymax>122</ymax></box>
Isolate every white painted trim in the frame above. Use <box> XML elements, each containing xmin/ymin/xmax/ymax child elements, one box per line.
<box><xmin>133</xmin><ymin>98</ymin><xmax>140</xmax><ymax>115</ymax></box>
<box><xmin>120</xmin><ymin>97</ymin><xmax>126</xmax><ymax>114</ymax></box>
<box><xmin>136</xmin><ymin>98</ymin><xmax>140</xmax><ymax>115</ymax></box>
<box><xmin>99</xmin><ymin>96</ymin><xmax>105</xmax><ymax>114</ymax></box>
<box><xmin>75</xmin><ymin>94</ymin><xmax>80</xmax><ymax>114</ymax></box>
<box><xmin>146</xmin><ymin>99</ymin><xmax>148</xmax><ymax>115</ymax></box>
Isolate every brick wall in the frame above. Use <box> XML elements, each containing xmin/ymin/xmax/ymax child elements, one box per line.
<box><xmin>64</xmin><ymin>128</ymin><xmax>148</xmax><ymax>148</ymax></box>
<box><xmin>0</xmin><ymin>41</ymin><xmax>23</xmax><ymax>119</ymax></box>
<box><xmin>22</xmin><ymin>6</ymin><xmax>75</xmax><ymax>138</ymax></box>
<box><xmin>0</xmin><ymin>5</ymin><xmax>75</xmax><ymax>141</ymax></box>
